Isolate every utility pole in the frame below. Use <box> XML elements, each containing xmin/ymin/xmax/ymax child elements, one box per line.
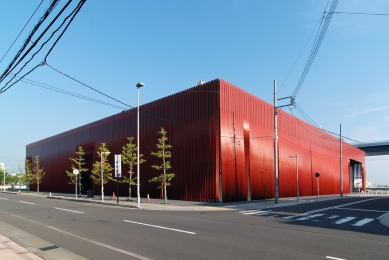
<box><xmin>231</xmin><ymin>112</ymin><xmax>240</xmax><ymax>199</ymax></box>
<box><xmin>273</xmin><ymin>80</ymin><xmax>294</xmax><ymax>204</ymax></box>
<box><xmin>274</xmin><ymin>80</ymin><xmax>279</xmax><ymax>204</ymax></box>
<box><xmin>340</xmin><ymin>124</ymin><xmax>343</xmax><ymax>197</ymax></box>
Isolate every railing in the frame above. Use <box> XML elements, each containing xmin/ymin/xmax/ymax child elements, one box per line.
<box><xmin>357</xmin><ymin>188</ymin><xmax>389</xmax><ymax>196</ymax></box>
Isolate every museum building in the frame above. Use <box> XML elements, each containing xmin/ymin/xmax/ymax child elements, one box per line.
<box><xmin>26</xmin><ymin>79</ymin><xmax>365</xmax><ymax>202</ymax></box>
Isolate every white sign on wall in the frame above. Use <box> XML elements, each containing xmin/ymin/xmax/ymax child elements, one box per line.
<box><xmin>115</xmin><ymin>154</ymin><xmax>122</xmax><ymax>178</ymax></box>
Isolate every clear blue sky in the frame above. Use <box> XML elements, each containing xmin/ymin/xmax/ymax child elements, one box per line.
<box><xmin>1</xmin><ymin>0</ymin><xmax>388</xmax><ymax>185</ymax></box>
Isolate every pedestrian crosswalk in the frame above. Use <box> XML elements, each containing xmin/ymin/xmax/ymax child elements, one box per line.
<box><xmin>238</xmin><ymin>209</ymin><xmax>376</xmax><ymax>227</ymax></box>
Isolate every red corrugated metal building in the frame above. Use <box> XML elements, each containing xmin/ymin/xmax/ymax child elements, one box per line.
<box><xmin>26</xmin><ymin>79</ymin><xmax>365</xmax><ymax>202</ymax></box>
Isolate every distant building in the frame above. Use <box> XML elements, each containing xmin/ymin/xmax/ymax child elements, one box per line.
<box><xmin>26</xmin><ymin>79</ymin><xmax>366</xmax><ymax>202</ymax></box>
<box><xmin>354</xmin><ymin>179</ymin><xmax>371</xmax><ymax>189</ymax></box>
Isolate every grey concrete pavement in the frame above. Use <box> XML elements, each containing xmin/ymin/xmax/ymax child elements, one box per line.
<box><xmin>1</xmin><ymin>190</ymin><xmax>388</xmax><ymax>259</ymax></box>
<box><xmin>0</xmin><ymin>219</ymin><xmax>87</xmax><ymax>260</ymax></box>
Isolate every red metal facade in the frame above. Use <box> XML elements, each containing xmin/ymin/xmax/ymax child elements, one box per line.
<box><xmin>219</xmin><ymin>80</ymin><xmax>365</xmax><ymax>202</ymax></box>
<box><xmin>26</xmin><ymin>79</ymin><xmax>365</xmax><ymax>202</ymax></box>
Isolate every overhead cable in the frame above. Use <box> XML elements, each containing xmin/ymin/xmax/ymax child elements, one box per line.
<box><xmin>279</xmin><ymin>15</ymin><xmax>324</xmax><ymax>93</ymax></box>
<box><xmin>17</xmin><ymin>76</ymin><xmax>128</xmax><ymax>110</ymax></box>
<box><xmin>292</xmin><ymin>0</ymin><xmax>339</xmax><ymax>98</ymax></box>
<box><xmin>0</xmin><ymin>0</ymin><xmax>86</xmax><ymax>94</ymax></box>
<box><xmin>327</xmin><ymin>11</ymin><xmax>389</xmax><ymax>16</ymax></box>
<box><xmin>0</xmin><ymin>0</ymin><xmax>61</xmax><ymax>83</ymax></box>
<box><xmin>0</xmin><ymin>0</ymin><xmax>44</xmax><ymax>64</ymax></box>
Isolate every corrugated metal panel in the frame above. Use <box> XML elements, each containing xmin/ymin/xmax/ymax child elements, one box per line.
<box><xmin>219</xmin><ymin>79</ymin><xmax>365</xmax><ymax>202</ymax></box>
<box><xmin>27</xmin><ymin>80</ymin><xmax>221</xmax><ymax>202</ymax></box>
<box><xmin>27</xmin><ymin>78</ymin><xmax>365</xmax><ymax>202</ymax></box>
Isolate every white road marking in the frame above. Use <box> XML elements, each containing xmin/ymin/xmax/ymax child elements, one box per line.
<box><xmin>282</xmin><ymin>215</ymin><xmax>300</xmax><ymax>219</ymax></box>
<box><xmin>326</xmin><ymin>256</ymin><xmax>347</xmax><ymax>260</ymax></box>
<box><xmin>55</xmin><ymin>207</ymin><xmax>84</xmax><ymax>214</ymax></box>
<box><xmin>255</xmin><ymin>212</ymin><xmax>271</xmax><ymax>216</ymax></box>
<box><xmin>333</xmin><ymin>217</ymin><xmax>356</xmax><ymax>224</ymax></box>
<box><xmin>305</xmin><ymin>198</ymin><xmax>382</xmax><ymax>214</ymax></box>
<box><xmin>1</xmin><ymin>211</ymin><xmax>152</xmax><ymax>260</ymax></box>
<box><xmin>123</xmin><ymin>220</ymin><xmax>196</xmax><ymax>235</ymax></box>
<box><xmin>239</xmin><ymin>209</ymin><xmax>261</xmax><ymax>213</ymax></box>
<box><xmin>326</xmin><ymin>215</ymin><xmax>339</xmax><ymax>219</ymax></box>
<box><xmin>296</xmin><ymin>214</ymin><xmax>324</xmax><ymax>221</ymax></box>
<box><xmin>240</xmin><ymin>210</ymin><xmax>271</xmax><ymax>215</ymax></box>
<box><xmin>338</xmin><ymin>208</ymin><xmax>387</xmax><ymax>213</ymax></box>
<box><xmin>377</xmin><ymin>212</ymin><xmax>389</xmax><ymax>220</ymax></box>
<box><xmin>19</xmin><ymin>201</ymin><xmax>35</xmax><ymax>205</ymax></box>
<box><xmin>0</xmin><ymin>198</ymin><xmax>8</xmax><ymax>200</ymax></box>
<box><xmin>352</xmin><ymin>218</ymin><xmax>374</xmax><ymax>226</ymax></box>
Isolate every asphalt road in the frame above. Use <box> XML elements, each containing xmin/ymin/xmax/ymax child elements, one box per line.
<box><xmin>0</xmin><ymin>193</ymin><xmax>388</xmax><ymax>260</ymax></box>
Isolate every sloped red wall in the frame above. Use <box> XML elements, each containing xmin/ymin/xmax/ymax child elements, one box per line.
<box><xmin>219</xmin><ymin>80</ymin><xmax>365</xmax><ymax>202</ymax></box>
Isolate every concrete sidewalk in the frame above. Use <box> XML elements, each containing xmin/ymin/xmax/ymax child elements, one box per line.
<box><xmin>1</xmin><ymin>191</ymin><xmax>388</xmax><ymax>259</ymax></box>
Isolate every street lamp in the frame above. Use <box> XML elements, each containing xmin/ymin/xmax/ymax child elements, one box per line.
<box><xmin>289</xmin><ymin>155</ymin><xmax>299</xmax><ymax>201</ymax></box>
<box><xmin>136</xmin><ymin>82</ymin><xmax>145</xmax><ymax>208</ymax></box>
<box><xmin>101</xmin><ymin>151</ymin><xmax>111</xmax><ymax>202</ymax></box>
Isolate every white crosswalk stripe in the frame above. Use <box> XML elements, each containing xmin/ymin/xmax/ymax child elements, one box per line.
<box><xmin>333</xmin><ymin>217</ymin><xmax>356</xmax><ymax>224</ymax></box>
<box><xmin>296</xmin><ymin>214</ymin><xmax>324</xmax><ymax>221</ymax></box>
<box><xmin>283</xmin><ymin>215</ymin><xmax>301</xmax><ymax>219</ymax></box>
<box><xmin>352</xmin><ymin>218</ymin><xmax>374</xmax><ymax>226</ymax></box>
<box><xmin>241</xmin><ymin>210</ymin><xmax>272</xmax><ymax>215</ymax></box>
<box><xmin>239</xmin><ymin>211</ymin><xmax>375</xmax><ymax>227</ymax></box>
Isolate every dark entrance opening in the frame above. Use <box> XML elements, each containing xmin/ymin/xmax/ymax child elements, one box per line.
<box><xmin>81</xmin><ymin>152</ymin><xmax>94</xmax><ymax>195</ymax></box>
<box><xmin>350</xmin><ymin>159</ymin><xmax>362</xmax><ymax>193</ymax></box>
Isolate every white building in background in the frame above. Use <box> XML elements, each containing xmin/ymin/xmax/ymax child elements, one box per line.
<box><xmin>0</xmin><ymin>163</ymin><xmax>4</xmax><ymax>171</ymax></box>
<box><xmin>354</xmin><ymin>179</ymin><xmax>372</xmax><ymax>188</ymax></box>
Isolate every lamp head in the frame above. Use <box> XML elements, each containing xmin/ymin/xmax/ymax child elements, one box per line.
<box><xmin>136</xmin><ymin>82</ymin><xmax>145</xmax><ymax>88</ymax></box>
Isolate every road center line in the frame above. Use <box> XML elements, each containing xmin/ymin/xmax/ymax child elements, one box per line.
<box><xmin>1</xmin><ymin>211</ymin><xmax>152</xmax><ymax>260</ymax></box>
<box><xmin>0</xmin><ymin>198</ymin><xmax>8</xmax><ymax>200</ymax></box>
<box><xmin>19</xmin><ymin>201</ymin><xmax>35</xmax><ymax>205</ymax></box>
<box><xmin>55</xmin><ymin>207</ymin><xmax>84</xmax><ymax>214</ymax></box>
<box><xmin>326</xmin><ymin>256</ymin><xmax>347</xmax><ymax>260</ymax></box>
<box><xmin>123</xmin><ymin>220</ymin><xmax>196</xmax><ymax>235</ymax></box>
<box><xmin>338</xmin><ymin>207</ymin><xmax>388</xmax><ymax>213</ymax></box>
<box><xmin>377</xmin><ymin>212</ymin><xmax>389</xmax><ymax>220</ymax></box>
<box><xmin>305</xmin><ymin>198</ymin><xmax>382</xmax><ymax>214</ymax></box>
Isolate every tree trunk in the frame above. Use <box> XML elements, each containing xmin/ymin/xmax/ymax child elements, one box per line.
<box><xmin>164</xmin><ymin>178</ymin><xmax>167</xmax><ymax>203</ymax></box>
<box><xmin>128</xmin><ymin>183</ymin><xmax>131</xmax><ymax>200</ymax></box>
<box><xmin>37</xmin><ymin>183</ymin><xmax>39</xmax><ymax>193</ymax></box>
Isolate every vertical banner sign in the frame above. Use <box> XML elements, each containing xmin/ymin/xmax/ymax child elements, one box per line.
<box><xmin>115</xmin><ymin>154</ymin><xmax>122</xmax><ymax>178</ymax></box>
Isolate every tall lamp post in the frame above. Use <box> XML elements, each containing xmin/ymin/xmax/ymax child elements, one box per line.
<box><xmin>136</xmin><ymin>82</ymin><xmax>145</xmax><ymax>208</ymax></box>
<box><xmin>289</xmin><ymin>155</ymin><xmax>299</xmax><ymax>201</ymax></box>
<box><xmin>101</xmin><ymin>151</ymin><xmax>110</xmax><ymax>202</ymax></box>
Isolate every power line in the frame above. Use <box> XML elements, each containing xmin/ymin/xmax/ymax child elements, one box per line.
<box><xmin>1</xmin><ymin>1</ymin><xmax>84</xmax><ymax>93</ymax></box>
<box><xmin>327</xmin><ymin>11</ymin><xmax>389</xmax><ymax>16</ymax></box>
<box><xmin>279</xmin><ymin>14</ymin><xmax>324</xmax><ymax>93</ymax></box>
<box><xmin>0</xmin><ymin>0</ymin><xmax>61</xmax><ymax>83</ymax></box>
<box><xmin>0</xmin><ymin>155</ymin><xmax>22</xmax><ymax>162</ymax></box>
<box><xmin>0</xmin><ymin>0</ymin><xmax>44</xmax><ymax>64</ymax></box>
<box><xmin>0</xmin><ymin>0</ymin><xmax>86</xmax><ymax>94</ymax></box>
<box><xmin>292</xmin><ymin>0</ymin><xmax>339</xmax><ymax>98</ymax></box>
<box><xmin>287</xmin><ymin>105</ymin><xmax>363</xmax><ymax>144</ymax></box>
<box><xmin>16</xmin><ymin>76</ymin><xmax>128</xmax><ymax>110</ymax></box>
